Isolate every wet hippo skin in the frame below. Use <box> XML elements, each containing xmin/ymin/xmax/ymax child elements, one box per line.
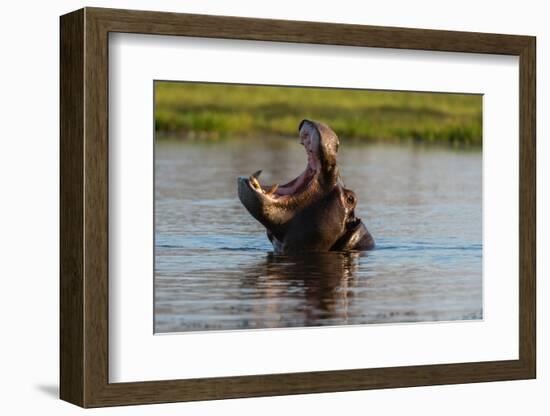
<box><xmin>238</xmin><ymin>119</ymin><xmax>374</xmax><ymax>254</ymax></box>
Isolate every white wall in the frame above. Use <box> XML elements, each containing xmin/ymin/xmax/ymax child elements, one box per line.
<box><xmin>0</xmin><ymin>0</ymin><xmax>545</xmax><ymax>414</ymax></box>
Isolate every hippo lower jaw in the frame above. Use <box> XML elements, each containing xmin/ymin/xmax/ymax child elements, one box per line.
<box><xmin>237</xmin><ymin>172</ymin><xmax>325</xmax><ymax>240</ymax></box>
<box><xmin>239</xmin><ymin>163</ymin><xmax>319</xmax><ymax>205</ymax></box>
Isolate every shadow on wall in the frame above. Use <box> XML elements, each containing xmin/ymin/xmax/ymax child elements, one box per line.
<box><xmin>34</xmin><ymin>384</ymin><xmax>58</xmax><ymax>399</ymax></box>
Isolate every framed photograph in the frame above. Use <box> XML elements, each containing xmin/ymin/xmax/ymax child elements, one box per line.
<box><xmin>60</xmin><ymin>7</ymin><xmax>536</xmax><ymax>408</ymax></box>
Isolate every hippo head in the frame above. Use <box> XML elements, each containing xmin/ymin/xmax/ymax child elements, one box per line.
<box><xmin>238</xmin><ymin>119</ymin><xmax>374</xmax><ymax>254</ymax></box>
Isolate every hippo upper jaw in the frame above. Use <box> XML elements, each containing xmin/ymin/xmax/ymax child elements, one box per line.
<box><xmin>237</xmin><ymin>119</ymin><xmax>340</xmax><ymax>234</ymax></box>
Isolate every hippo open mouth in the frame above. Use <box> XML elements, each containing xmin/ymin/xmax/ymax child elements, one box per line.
<box><xmin>238</xmin><ymin>120</ymin><xmax>340</xmax><ymax>228</ymax></box>
<box><xmin>247</xmin><ymin>165</ymin><xmax>316</xmax><ymax>200</ymax></box>
<box><xmin>243</xmin><ymin>121</ymin><xmax>323</xmax><ymax>202</ymax></box>
<box><xmin>238</xmin><ymin>119</ymin><xmax>374</xmax><ymax>254</ymax></box>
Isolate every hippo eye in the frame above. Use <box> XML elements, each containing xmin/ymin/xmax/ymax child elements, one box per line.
<box><xmin>346</xmin><ymin>195</ymin><xmax>355</xmax><ymax>205</ymax></box>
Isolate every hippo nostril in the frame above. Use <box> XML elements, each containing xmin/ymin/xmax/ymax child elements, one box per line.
<box><xmin>346</xmin><ymin>216</ymin><xmax>361</xmax><ymax>230</ymax></box>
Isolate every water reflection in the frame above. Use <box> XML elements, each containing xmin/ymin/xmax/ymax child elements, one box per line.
<box><xmin>239</xmin><ymin>252</ymin><xmax>363</xmax><ymax>327</ymax></box>
<box><xmin>154</xmin><ymin>140</ymin><xmax>482</xmax><ymax>333</ymax></box>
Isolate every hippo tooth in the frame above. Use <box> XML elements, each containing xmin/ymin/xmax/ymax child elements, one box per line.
<box><xmin>250</xmin><ymin>176</ymin><xmax>261</xmax><ymax>189</ymax></box>
<box><xmin>251</xmin><ymin>170</ymin><xmax>262</xmax><ymax>179</ymax></box>
<box><xmin>265</xmin><ymin>184</ymin><xmax>279</xmax><ymax>195</ymax></box>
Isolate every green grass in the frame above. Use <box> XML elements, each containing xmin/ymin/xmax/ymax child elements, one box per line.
<box><xmin>155</xmin><ymin>82</ymin><xmax>482</xmax><ymax>146</ymax></box>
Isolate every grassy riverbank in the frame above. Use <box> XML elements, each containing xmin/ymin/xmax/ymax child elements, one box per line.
<box><xmin>155</xmin><ymin>82</ymin><xmax>482</xmax><ymax>145</ymax></box>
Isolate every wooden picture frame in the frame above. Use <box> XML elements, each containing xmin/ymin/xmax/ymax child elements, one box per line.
<box><xmin>60</xmin><ymin>7</ymin><xmax>536</xmax><ymax>408</ymax></box>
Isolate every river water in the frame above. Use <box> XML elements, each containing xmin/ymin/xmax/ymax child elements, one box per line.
<box><xmin>154</xmin><ymin>139</ymin><xmax>482</xmax><ymax>333</ymax></box>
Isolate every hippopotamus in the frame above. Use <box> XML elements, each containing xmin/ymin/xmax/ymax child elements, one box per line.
<box><xmin>237</xmin><ymin>119</ymin><xmax>374</xmax><ymax>254</ymax></box>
